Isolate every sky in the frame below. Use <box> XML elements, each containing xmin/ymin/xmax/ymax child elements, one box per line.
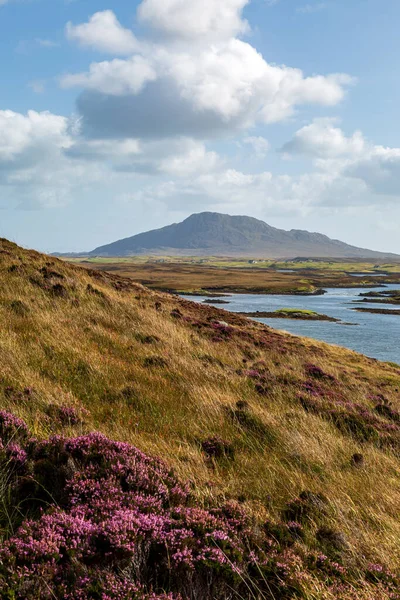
<box><xmin>1</xmin><ymin>0</ymin><xmax>400</xmax><ymax>253</ymax></box>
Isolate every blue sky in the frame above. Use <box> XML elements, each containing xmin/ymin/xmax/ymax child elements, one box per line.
<box><xmin>1</xmin><ymin>0</ymin><xmax>400</xmax><ymax>253</ymax></box>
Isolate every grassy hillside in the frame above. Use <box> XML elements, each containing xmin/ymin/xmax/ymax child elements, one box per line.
<box><xmin>1</xmin><ymin>238</ymin><xmax>400</xmax><ymax>598</ymax></box>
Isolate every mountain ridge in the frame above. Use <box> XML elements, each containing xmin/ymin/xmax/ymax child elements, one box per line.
<box><xmin>88</xmin><ymin>212</ymin><xmax>400</xmax><ymax>259</ymax></box>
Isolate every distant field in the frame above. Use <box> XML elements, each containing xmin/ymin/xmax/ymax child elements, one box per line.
<box><xmin>70</xmin><ymin>256</ymin><xmax>400</xmax><ymax>295</ymax></box>
<box><xmin>68</xmin><ymin>255</ymin><xmax>400</xmax><ymax>272</ymax></box>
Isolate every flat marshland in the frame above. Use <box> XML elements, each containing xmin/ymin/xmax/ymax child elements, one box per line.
<box><xmin>72</xmin><ymin>256</ymin><xmax>400</xmax><ymax>295</ymax></box>
<box><xmin>1</xmin><ymin>239</ymin><xmax>400</xmax><ymax>598</ymax></box>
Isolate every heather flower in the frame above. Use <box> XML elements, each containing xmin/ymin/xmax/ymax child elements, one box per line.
<box><xmin>305</xmin><ymin>363</ymin><xmax>337</xmax><ymax>382</ymax></box>
<box><xmin>0</xmin><ymin>411</ymin><xmax>28</xmax><ymax>444</ymax></box>
<box><xmin>0</xmin><ymin>412</ymin><xmax>396</xmax><ymax>599</ymax></box>
<box><xmin>6</xmin><ymin>442</ymin><xmax>27</xmax><ymax>471</ymax></box>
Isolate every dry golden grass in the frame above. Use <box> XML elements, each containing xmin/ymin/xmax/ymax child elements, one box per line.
<box><xmin>1</xmin><ymin>238</ymin><xmax>400</xmax><ymax>597</ymax></box>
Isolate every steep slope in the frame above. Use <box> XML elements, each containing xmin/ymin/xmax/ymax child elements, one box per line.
<box><xmin>0</xmin><ymin>238</ymin><xmax>400</xmax><ymax>598</ymax></box>
<box><xmin>90</xmin><ymin>212</ymin><xmax>399</xmax><ymax>259</ymax></box>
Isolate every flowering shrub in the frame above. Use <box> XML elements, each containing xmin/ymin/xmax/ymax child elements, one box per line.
<box><xmin>305</xmin><ymin>363</ymin><xmax>337</xmax><ymax>382</ymax></box>
<box><xmin>46</xmin><ymin>404</ymin><xmax>88</xmax><ymax>426</ymax></box>
<box><xmin>298</xmin><ymin>378</ymin><xmax>400</xmax><ymax>449</ymax></box>
<box><xmin>0</xmin><ymin>412</ymin><xmax>398</xmax><ymax>599</ymax></box>
<box><xmin>0</xmin><ymin>410</ymin><xmax>28</xmax><ymax>444</ymax></box>
<box><xmin>0</xmin><ymin>416</ymin><xmax>288</xmax><ymax>598</ymax></box>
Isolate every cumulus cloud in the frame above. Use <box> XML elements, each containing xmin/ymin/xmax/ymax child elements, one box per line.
<box><xmin>61</xmin><ymin>2</ymin><xmax>354</xmax><ymax>141</ymax></box>
<box><xmin>0</xmin><ymin>110</ymin><xmax>71</xmax><ymax>162</ymax></box>
<box><xmin>137</xmin><ymin>0</ymin><xmax>250</xmax><ymax>41</ymax></box>
<box><xmin>66</xmin><ymin>11</ymin><xmax>139</xmax><ymax>55</ymax></box>
<box><xmin>0</xmin><ymin>107</ymin><xmax>224</xmax><ymax>211</ymax></box>
<box><xmin>345</xmin><ymin>147</ymin><xmax>400</xmax><ymax>196</ymax></box>
<box><xmin>7</xmin><ymin>1</ymin><xmax>394</xmax><ymax>222</ymax></box>
<box><xmin>282</xmin><ymin>118</ymin><xmax>400</xmax><ymax>198</ymax></box>
<box><xmin>158</xmin><ymin>140</ymin><xmax>222</xmax><ymax>176</ymax></box>
<box><xmin>67</xmin><ymin>136</ymin><xmax>221</xmax><ymax>176</ymax></box>
<box><xmin>61</xmin><ymin>56</ymin><xmax>157</xmax><ymax>95</ymax></box>
<box><xmin>281</xmin><ymin>118</ymin><xmax>365</xmax><ymax>158</ymax></box>
<box><xmin>0</xmin><ymin>110</ymin><xmax>104</xmax><ymax>209</ymax></box>
<box><xmin>118</xmin><ymin>167</ymin><xmax>317</xmax><ymax>218</ymax></box>
<box><xmin>63</xmin><ymin>11</ymin><xmax>353</xmax><ymax>140</ymax></box>
<box><xmin>1</xmin><ymin>106</ymin><xmax>399</xmax><ymax>221</ymax></box>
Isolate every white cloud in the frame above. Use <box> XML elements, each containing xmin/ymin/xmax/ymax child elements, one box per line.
<box><xmin>158</xmin><ymin>139</ymin><xmax>222</xmax><ymax>176</ymax></box>
<box><xmin>281</xmin><ymin>118</ymin><xmax>365</xmax><ymax>158</ymax></box>
<box><xmin>1</xmin><ymin>107</ymin><xmax>399</xmax><ymax>224</ymax></box>
<box><xmin>137</xmin><ymin>0</ymin><xmax>250</xmax><ymax>41</ymax></box>
<box><xmin>0</xmin><ymin>107</ymin><xmax>224</xmax><ymax>211</ymax></box>
<box><xmin>63</xmin><ymin>19</ymin><xmax>353</xmax><ymax>138</ymax></box>
<box><xmin>0</xmin><ymin>110</ymin><xmax>97</xmax><ymax>209</ymax></box>
<box><xmin>66</xmin><ymin>138</ymin><xmax>141</xmax><ymax>161</ymax></box>
<box><xmin>61</xmin><ymin>56</ymin><xmax>157</xmax><ymax>95</ymax></box>
<box><xmin>282</xmin><ymin>118</ymin><xmax>400</xmax><ymax>198</ymax></box>
<box><xmin>0</xmin><ymin>110</ymin><xmax>70</xmax><ymax>161</ymax></box>
<box><xmin>67</xmin><ymin>136</ymin><xmax>221</xmax><ymax>176</ymax></box>
<box><xmin>66</xmin><ymin>10</ymin><xmax>139</xmax><ymax>55</ymax></box>
<box><xmin>345</xmin><ymin>146</ymin><xmax>400</xmax><ymax>196</ymax></box>
<box><xmin>243</xmin><ymin>136</ymin><xmax>270</xmax><ymax>157</ymax></box>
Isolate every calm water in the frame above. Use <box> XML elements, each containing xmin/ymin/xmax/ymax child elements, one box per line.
<box><xmin>186</xmin><ymin>284</ymin><xmax>400</xmax><ymax>364</ymax></box>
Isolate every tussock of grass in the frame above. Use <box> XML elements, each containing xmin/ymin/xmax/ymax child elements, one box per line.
<box><xmin>0</xmin><ymin>238</ymin><xmax>400</xmax><ymax>597</ymax></box>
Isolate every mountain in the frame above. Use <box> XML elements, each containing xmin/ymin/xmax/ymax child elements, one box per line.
<box><xmin>1</xmin><ymin>237</ymin><xmax>400</xmax><ymax>597</ymax></box>
<box><xmin>89</xmin><ymin>212</ymin><xmax>400</xmax><ymax>259</ymax></box>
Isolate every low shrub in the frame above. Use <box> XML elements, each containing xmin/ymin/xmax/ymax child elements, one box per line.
<box><xmin>316</xmin><ymin>527</ymin><xmax>348</xmax><ymax>553</ymax></box>
<box><xmin>350</xmin><ymin>453</ymin><xmax>365</xmax><ymax>468</ymax></box>
<box><xmin>201</xmin><ymin>436</ymin><xmax>235</xmax><ymax>460</ymax></box>
<box><xmin>51</xmin><ymin>283</ymin><xmax>69</xmax><ymax>298</ymax></box>
<box><xmin>283</xmin><ymin>491</ymin><xmax>330</xmax><ymax>524</ymax></box>
<box><xmin>0</xmin><ymin>413</ymin><xmax>397</xmax><ymax>599</ymax></box>
<box><xmin>305</xmin><ymin>364</ymin><xmax>337</xmax><ymax>382</ymax></box>
<box><xmin>46</xmin><ymin>404</ymin><xmax>88</xmax><ymax>426</ymax></box>
<box><xmin>143</xmin><ymin>356</ymin><xmax>168</xmax><ymax>368</ymax></box>
<box><xmin>0</xmin><ymin>414</ymin><xmax>320</xmax><ymax>599</ymax></box>
<box><xmin>9</xmin><ymin>300</ymin><xmax>30</xmax><ymax>316</ymax></box>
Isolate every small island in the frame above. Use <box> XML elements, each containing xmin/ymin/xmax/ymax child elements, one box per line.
<box><xmin>352</xmin><ymin>307</ymin><xmax>400</xmax><ymax>316</ymax></box>
<box><xmin>355</xmin><ymin>290</ymin><xmax>400</xmax><ymax>305</ymax></box>
<box><xmin>238</xmin><ymin>308</ymin><xmax>340</xmax><ymax>322</ymax></box>
<box><xmin>202</xmin><ymin>298</ymin><xmax>230</xmax><ymax>305</ymax></box>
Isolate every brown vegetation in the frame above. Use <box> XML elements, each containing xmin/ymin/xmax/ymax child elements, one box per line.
<box><xmin>74</xmin><ymin>259</ymin><xmax>400</xmax><ymax>295</ymax></box>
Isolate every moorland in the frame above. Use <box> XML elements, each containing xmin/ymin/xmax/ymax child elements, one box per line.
<box><xmin>1</xmin><ymin>238</ymin><xmax>400</xmax><ymax>598</ymax></box>
<box><xmin>71</xmin><ymin>256</ymin><xmax>400</xmax><ymax>296</ymax></box>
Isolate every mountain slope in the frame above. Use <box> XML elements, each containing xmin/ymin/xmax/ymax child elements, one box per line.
<box><xmin>0</xmin><ymin>238</ymin><xmax>400</xmax><ymax>597</ymax></box>
<box><xmin>90</xmin><ymin>212</ymin><xmax>399</xmax><ymax>259</ymax></box>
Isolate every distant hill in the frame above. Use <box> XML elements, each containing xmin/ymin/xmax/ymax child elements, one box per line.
<box><xmin>89</xmin><ymin>212</ymin><xmax>400</xmax><ymax>259</ymax></box>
